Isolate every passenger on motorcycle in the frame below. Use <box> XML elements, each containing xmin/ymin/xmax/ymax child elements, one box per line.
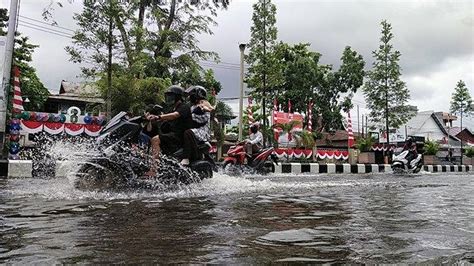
<box><xmin>245</xmin><ymin>123</ymin><xmax>263</xmax><ymax>156</ymax></box>
<box><xmin>145</xmin><ymin>85</ymin><xmax>192</xmax><ymax>174</ymax></box>
<box><xmin>180</xmin><ymin>86</ymin><xmax>214</xmax><ymax>166</ymax></box>
<box><xmin>403</xmin><ymin>137</ymin><xmax>418</xmax><ymax>167</ymax></box>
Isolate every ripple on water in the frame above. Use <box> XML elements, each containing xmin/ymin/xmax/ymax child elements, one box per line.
<box><xmin>256</xmin><ymin>228</ymin><xmax>335</xmax><ymax>246</ymax></box>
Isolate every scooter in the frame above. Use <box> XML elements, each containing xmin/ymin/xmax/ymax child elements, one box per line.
<box><xmin>74</xmin><ymin>110</ymin><xmax>215</xmax><ymax>190</ymax></box>
<box><xmin>391</xmin><ymin>148</ymin><xmax>423</xmax><ymax>174</ymax></box>
<box><xmin>222</xmin><ymin>142</ymin><xmax>278</xmax><ymax>175</ymax></box>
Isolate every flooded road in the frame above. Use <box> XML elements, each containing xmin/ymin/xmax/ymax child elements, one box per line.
<box><xmin>1</xmin><ymin>173</ymin><xmax>473</xmax><ymax>264</ymax></box>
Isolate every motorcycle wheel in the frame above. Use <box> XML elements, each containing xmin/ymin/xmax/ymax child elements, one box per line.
<box><xmin>222</xmin><ymin>161</ymin><xmax>239</xmax><ymax>175</ymax></box>
<box><xmin>75</xmin><ymin>162</ymin><xmax>128</xmax><ymax>191</ymax></box>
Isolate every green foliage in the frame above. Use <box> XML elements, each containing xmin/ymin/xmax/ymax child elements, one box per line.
<box><xmin>247</xmin><ymin>5</ymin><xmax>365</xmax><ymax>132</ymax></box>
<box><xmin>246</xmin><ymin>0</ymin><xmax>280</xmax><ymax>107</ymax></box>
<box><xmin>96</xmin><ymin>71</ymin><xmax>171</xmax><ymax>115</ymax></box>
<box><xmin>62</xmin><ymin>0</ymin><xmax>227</xmax><ymax>112</ymax></box>
<box><xmin>317</xmin><ymin>46</ymin><xmax>365</xmax><ymax>131</ymax></box>
<box><xmin>294</xmin><ymin>130</ymin><xmax>317</xmax><ymax>149</ymax></box>
<box><xmin>1</xmin><ymin>8</ymin><xmax>49</xmax><ymax>111</ymax></box>
<box><xmin>355</xmin><ymin>136</ymin><xmax>374</xmax><ymax>152</ymax></box>
<box><xmin>450</xmin><ymin>80</ymin><xmax>473</xmax><ymax>117</ymax></box>
<box><xmin>363</xmin><ymin>20</ymin><xmax>414</xmax><ymax>137</ymax></box>
<box><xmin>423</xmin><ymin>140</ymin><xmax>439</xmax><ymax>155</ymax></box>
<box><xmin>465</xmin><ymin>146</ymin><xmax>474</xmax><ymax>158</ymax></box>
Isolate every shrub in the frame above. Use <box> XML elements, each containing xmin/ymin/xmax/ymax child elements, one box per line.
<box><xmin>465</xmin><ymin>146</ymin><xmax>474</xmax><ymax>158</ymax></box>
<box><xmin>355</xmin><ymin>136</ymin><xmax>374</xmax><ymax>152</ymax></box>
<box><xmin>423</xmin><ymin>140</ymin><xmax>439</xmax><ymax>155</ymax></box>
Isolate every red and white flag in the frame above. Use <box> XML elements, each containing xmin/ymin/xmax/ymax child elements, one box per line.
<box><xmin>12</xmin><ymin>67</ymin><xmax>24</xmax><ymax>113</ymax></box>
<box><xmin>288</xmin><ymin>99</ymin><xmax>293</xmax><ymax>121</ymax></box>
<box><xmin>347</xmin><ymin>112</ymin><xmax>355</xmax><ymax>148</ymax></box>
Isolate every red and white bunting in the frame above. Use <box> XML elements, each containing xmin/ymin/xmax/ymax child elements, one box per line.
<box><xmin>20</xmin><ymin>120</ymin><xmax>43</xmax><ymax>134</ymax></box>
<box><xmin>272</xmin><ymin>149</ymin><xmax>349</xmax><ymax>160</ymax></box>
<box><xmin>43</xmin><ymin>122</ymin><xmax>65</xmax><ymax>135</ymax></box>
<box><xmin>347</xmin><ymin>112</ymin><xmax>355</xmax><ymax>148</ymax></box>
<box><xmin>12</xmin><ymin>67</ymin><xmax>24</xmax><ymax>112</ymax></box>
<box><xmin>20</xmin><ymin>121</ymin><xmax>103</xmax><ymax>137</ymax></box>
<box><xmin>84</xmin><ymin>124</ymin><xmax>102</xmax><ymax>137</ymax></box>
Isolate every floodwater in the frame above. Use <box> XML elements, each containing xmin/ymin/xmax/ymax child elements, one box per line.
<box><xmin>0</xmin><ymin>172</ymin><xmax>473</xmax><ymax>264</ymax></box>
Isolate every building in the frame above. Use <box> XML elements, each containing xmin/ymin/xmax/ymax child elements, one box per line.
<box><xmin>44</xmin><ymin>81</ymin><xmax>105</xmax><ymax>114</ymax></box>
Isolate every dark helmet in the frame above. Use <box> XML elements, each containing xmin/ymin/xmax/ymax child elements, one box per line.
<box><xmin>186</xmin><ymin>85</ymin><xmax>207</xmax><ymax>104</ymax></box>
<box><xmin>164</xmin><ymin>85</ymin><xmax>184</xmax><ymax>105</ymax></box>
<box><xmin>406</xmin><ymin>136</ymin><xmax>414</xmax><ymax>146</ymax></box>
<box><xmin>250</xmin><ymin>122</ymin><xmax>259</xmax><ymax>134</ymax></box>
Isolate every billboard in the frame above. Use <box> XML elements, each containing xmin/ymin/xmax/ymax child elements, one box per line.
<box><xmin>272</xmin><ymin>111</ymin><xmax>304</xmax><ymax>146</ymax></box>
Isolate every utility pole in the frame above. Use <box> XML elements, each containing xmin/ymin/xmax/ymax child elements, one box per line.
<box><xmin>0</xmin><ymin>0</ymin><xmax>20</xmax><ymax>158</ymax></box>
<box><xmin>365</xmin><ymin>115</ymin><xmax>368</xmax><ymax>138</ymax></box>
<box><xmin>238</xmin><ymin>43</ymin><xmax>246</xmax><ymax>141</ymax></box>
<box><xmin>106</xmin><ymin>2</ymin><xmax>113</xmax><ymax>120</ymax></box>
<box><xmin>361</xmin><ymin>114</ymin><xmax>364</xmax><ymax>137</ymax></box>
<box><xmin>261</xmin><ymin>0</ymin><xmax>267</xmax><ymax>147</ymax></box>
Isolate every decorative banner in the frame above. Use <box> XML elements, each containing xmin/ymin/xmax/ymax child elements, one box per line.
<box><xmin>43</xmin><ymin>122</ymin><xmax>65</xmax><ymax>135</ymax></box>
<box><xmin>84</xmin><ymin>124</ymin><xmax>102</xmax><ymax>137</ymax></box>
<box><xmin>65</xmin><ymin>123</ymin><xmax>85</xmax><ymax>136</ymax></box>
<box><xmin>20</xmin><ymin>120</ymin><xmax>43</xmax><ymax>134</ymax></box>
<box><xmin>247</xmin><ymin>97</ymin><xmax>254</xmax><ymax>124</ymax></box>
<box><xmin>371</xmin><ymin>144</ymin><xmax>396</xmax><ymax>152</ymax></box>
<box><xmin>12</xmin><ymin>67</ymin><xmax>24</xmax><ymax>112</ymax></box>
<box><xmin>347</xmin><ymin>112</ymin><xmax>355</xmax><ymax>148</ymax></box>
<box><xmin>307</xmin><ymin>101</ymin><xmax>313</xmax><ymax>131</ymax></box>
<box><xmin>272</xmin><ymin>149</ymin><xmax>349</xmax><ymax>160</ymax></box>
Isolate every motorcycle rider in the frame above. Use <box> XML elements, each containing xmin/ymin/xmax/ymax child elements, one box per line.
<box><xmin>245</xmin><ymin>122</ymin><xmax>263</xmax><ymax>156</ymax></box>
<box><xmin>145</xmin><ymin>85</ymin><xmax>192</xmax><ymax>175</ymax></box>
<box><xmin>403</xmin><ymin>137</ymin><xmax>418</xmax><ymax>168</ymax></box>
<box><xmin>180</xmin><ymin>86</ymin><xmax>214</xmax><ymax>166</ymax></box>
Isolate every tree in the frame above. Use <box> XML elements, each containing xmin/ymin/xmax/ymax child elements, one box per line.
<box><xmin>59</xmin><ymin>0</ymin><xmax>228</xmax><ymax>115</ymax></box>
<box><xmin>450</xmin><ymin>80</ymin><xmax>473</xmax><ymax>164</ymax></box>
<box><xmin>363</xmin><ymin>20</ymin><xmax>414</xmax><ymax>145</ymax></box>
<box><xmin>0</xmin><ymin>8</ymin><xmax>49</xmax><ymax>111</ymax></box>
<box><xmin>317</xmin><ymin>46</ymin><xmax>365</xmax><ymax>131</ymax></box>
<box><xmin>246</xmin><ymin>0</ymin><xmax>280</xmax><ymax>140</ymax></box>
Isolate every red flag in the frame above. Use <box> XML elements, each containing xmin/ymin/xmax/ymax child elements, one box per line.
<box><xmin>347</xmin><ymin>112</ymin><xmax>355</xmax><ymax>148</ymax></box>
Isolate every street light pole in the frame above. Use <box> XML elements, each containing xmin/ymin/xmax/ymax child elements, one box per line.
<box><xmin>238</xmin><ymin>43</ymin><xmax>246</xmax><ymax>141</ymax></box>
<box><xmin>1</xmin><ymin>0</ymin><xmax>20</xmax><ymax>158</ymax></box>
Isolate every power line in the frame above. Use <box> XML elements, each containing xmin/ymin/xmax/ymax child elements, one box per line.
<box><xmin>18</xmin><ymin>23</ymin><xmax>73</xmax><ymax>39</ymax></box>
<box><xmin>19</xmin><ymin>20</ymin><xmax>74</xmax><ymax>37</ymax></box>
<box><xmin>19</xmin><ymin>15</ymin><xmax>75</xmax><ymax>33</ymax></box>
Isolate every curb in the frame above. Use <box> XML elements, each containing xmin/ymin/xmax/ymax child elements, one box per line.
<box><xmin>274</xmin><ymin>163</ymin><xmax>473</xmax><ymax>174</ymax></box>
<box><xmin>2</xmin><ymin>160</ymin><xmax>473</xmax><ymax>177</ymax></box>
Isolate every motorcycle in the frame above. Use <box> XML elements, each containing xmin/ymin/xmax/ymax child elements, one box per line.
<box><xmin>222</xmin><ymin>142</ymin><xmax>278</xmax><ymax>175</ymax></box>
<box><xmin>74</xmin><ymin>110</ymin><xmax>215</xmax><ymax>190</ymax></box>
<box><xmin>391</xmin><ymin>148</ymin><xmax>423</xmax><ymax>174</ymax></box>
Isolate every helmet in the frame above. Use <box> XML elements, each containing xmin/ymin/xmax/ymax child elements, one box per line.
<box><xmin>250</xmin><ymin>122</ymin><xmax>259</xmax><ymax>134</ymax></box>
<box><xmin>164</xmin><ymin>85</ymin><xmax>184</xmax><ymax>105</ymax></box>
<box><xmin>186</xmin><ymin>85</ymin><xmax>207</xmax><ymax>104</ymax></box>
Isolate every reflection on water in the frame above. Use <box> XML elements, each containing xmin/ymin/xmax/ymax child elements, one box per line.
<box><xmin>0</xmin><ymin>173</ymin><xmax>473</xmax><ymax>264</ymax></box>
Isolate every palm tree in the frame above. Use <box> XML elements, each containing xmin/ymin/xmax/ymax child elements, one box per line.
<box><xmin>273</xmin><ymin>120</ymin><xmax>302</xmax><ymax>161</ymax></box>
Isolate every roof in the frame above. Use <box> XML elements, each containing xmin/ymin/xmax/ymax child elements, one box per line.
<box><xmin>59</xmin><ymin>80</ymin><xmax>101</xmax><ymax>97</ymax></box>
<box><xmin>47</xmin><ymin>94</ymin><xmax>105</xmax><ymax>104</ymax></box>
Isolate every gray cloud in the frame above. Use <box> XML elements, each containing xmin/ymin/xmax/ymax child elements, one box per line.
<box><xmin>3</xmin><ymin>0</ymin><xmax>473</xmax><ymax>120</ymax></box>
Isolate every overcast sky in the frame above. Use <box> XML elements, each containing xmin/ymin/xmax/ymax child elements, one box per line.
<box><xmin>1</xmin><ymin>0</ymin><xmax>473</xmax><ymax>128</ymax></box>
